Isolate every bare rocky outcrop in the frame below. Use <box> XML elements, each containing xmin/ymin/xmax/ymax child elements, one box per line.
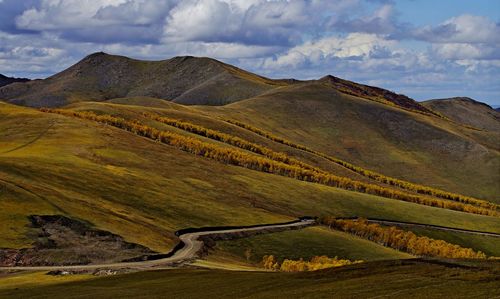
<box><xmin>0</xmin><ymin>215</ymin><xmax>155</xmax><ymax>267</ymax></box>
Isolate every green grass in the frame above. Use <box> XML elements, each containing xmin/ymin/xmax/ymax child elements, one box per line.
<box><xmin>212</xmin><ymin>226</ymin><xmax>412</xmax><ymax>263</ymax></box>
<box><xmin>0</xmin><ymin>259</ymin><xmax>498</xmax><ymax>298</ymax></box>
<box><xmin>407</xmin><ymin>227</ymin><xmax>500</xmax><ymax>257</ymax></box>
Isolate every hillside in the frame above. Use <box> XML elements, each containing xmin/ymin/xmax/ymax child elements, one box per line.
<box><xmin>422</xmin><ymin>97</ymin><xmax>500</xmax><ymax>131</ymax></box>
<box><xmin>1</xmin><ymin>101</ymin><xmax>498</xmax><ymax>260</ymax></box>
<box><xmin>0</xmin><ymin>52</ymin><xmax>290</xmax><ymax>107</ymax></box>
<box><xmin>0</xmin><ymin>74</ymin><xmax>30</xmax><ymax>88</ymax></box>
<box><xmin>198</xmin><ymin>82</ymin><xmax>500</xmax><ymax>200</ymax></box>
<box><xmin>1</xmin><ymin>260</ymin><xmax>498</xmax><ymax>298</ymax></box>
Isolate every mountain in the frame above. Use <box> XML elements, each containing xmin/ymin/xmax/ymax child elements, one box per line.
<box><xmin>422</xmin><ymin>97</ymin><xmax>500</xmax><ymax>131</ymax></box>
<box><xmin>0</xmin><ymin>52</ymin><xmax>430</xmax><ymax>113</ymax></box>
<box><xmin>0</xmin><ymin>52</ymin><xmax>293</xmax><ymax>107</ymax></box>
<box><xmin>0</xmin><ymin>74</ymin><xmax>30</xmax><ymax>88</ymax></box>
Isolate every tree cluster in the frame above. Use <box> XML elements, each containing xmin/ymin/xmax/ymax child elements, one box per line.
<box><xmin>225</xmin><ymin>119</ymin><xmax>496</xmax><ymax>211</ymax></box>
<box><xmin>262</xmin><ymin>255</ymin><xmax>362</xmax><ymax>272</ymax></box>
<box><xmin>40</xmin><ymin>109</ymin><xmax>496</xmax><ymax>216</ymax></box>
<box><xmin>320</xmin><ymin>217</ymin><xmax>488</xmax><ymax>259</ymax></box>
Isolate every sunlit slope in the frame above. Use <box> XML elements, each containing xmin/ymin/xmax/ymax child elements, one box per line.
<box><xmin>1</xmin><ymin>102</ymin><xmax>498</xmax><ymax>253</ymax></box>
<box><xmin>200</xmin><ymin>82</ymin><xmax>499</xmax><ymax>201</ymax></box>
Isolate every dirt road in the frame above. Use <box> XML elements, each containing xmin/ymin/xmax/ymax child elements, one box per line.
<box><xmin>0</xmin><ymin>219</ymin><xmax>315</xmax><ymax>272</ymax></box>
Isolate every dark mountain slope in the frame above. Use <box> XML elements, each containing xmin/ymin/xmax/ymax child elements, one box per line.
<box><xmin>0</xmin><ymin>74</ymin><xmax>30</xmax><ymax>88</ymax></box>
<box><xmin>422</xmin><ymin>97</ymin><xmax>500</xmax><ymax>132</ymax></box>
<box><xmin>319</xmin><ymin>75</ymin><xmax>437</xmax><ymax>116</ymax></box>
<box><xmin>0</xmin><ymin>52</ymin><xmax>290</xmax><ymax>107</ymax></box>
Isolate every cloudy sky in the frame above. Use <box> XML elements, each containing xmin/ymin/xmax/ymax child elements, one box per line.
<box><xmin>1</xmin><ymin>0</ymin><xmax>499</xmax><ymax>105</ymax></box>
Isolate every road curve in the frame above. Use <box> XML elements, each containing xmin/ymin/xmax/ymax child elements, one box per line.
<box><xmin>0</xmin><ymin>219</ymin><xmax>315</xmax><ymax>272</ymax></box>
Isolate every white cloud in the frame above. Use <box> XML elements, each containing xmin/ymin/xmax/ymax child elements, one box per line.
<box><xmin>432</xmin><ymin>43</ymin><xmax>499</xmax><ymax>60</ymax></box>
<box><xmin>262</xmin><ymin>33</ymin><xmax>398</xmax><ymax>69</ymax></box>
<box><xmin>162</xmin><ymin>0</ymin><xmax>357</xmax><ymax>46</ymax></box>
<box><xmin>414</xmin><ymin>14</ymin><xmax>500</xmax><ymax>44</ymax></box>
<box><xmin>163</xmin><ymin>0</ymin><xmax>235</xmax><ymax>43</ymax></box>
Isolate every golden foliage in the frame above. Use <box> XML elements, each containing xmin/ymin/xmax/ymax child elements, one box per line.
<box><xmin>145</xmin><ymin>113</ymin><xmax>315</xmax><ymax>171</ymax></box>
<box><xmin>320</xmin><ymin>217</ymin><xmax>488</xmax><ymax>259</ymax></box>
<box><xmin>39</xmin><ymin>108</ymin><xmax>496</xmax><ymax>216</ymax></box>
<box><xmin>225</xmin><ymin>119</ymin><xmax>497</xmax><ymax>211</ymax></box>
<box><xmin>262</xmin><ymin>255</ymin><xmax>362</xmax><ymax>272</ymax></box>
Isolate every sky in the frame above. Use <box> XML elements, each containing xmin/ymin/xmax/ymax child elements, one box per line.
<box><xmin>0</xmin><ymin>0</ymin><xmax>499</xmax><ymax>105</ymax></box>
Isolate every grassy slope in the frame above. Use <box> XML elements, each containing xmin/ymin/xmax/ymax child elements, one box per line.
<box><xmin>1</xmin><ymin>260</ymin><xmax>498</xmax><ymax>298</ymax></box>
<box><xmin>1</xmin><ymin>102</ymin><xmax>499</xmax><ymax>255</ymax></box>
<box><xmin>211</xmin><ymin>226</ymin><xmax>412</xmax><ymax>263</ymax></box>
<box><xmin>422</xmin><ymin>97</ymin><xmax>500</xmax><ymax>132</ymax></box>
<box><xmin>197</xmin><ymin>83</ymin><xmax>499</xmax><ymax>201</ymax></box>
<box><xmin>407</xmin><ymin>227</ymin><xmax>500</xmax><ymax>257</ymax></box>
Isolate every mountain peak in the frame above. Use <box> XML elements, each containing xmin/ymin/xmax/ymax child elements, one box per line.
<box><xmin>319</xmin><ymin>74</ymin><xmax>437</xmax><ymax>116</ymax></box>
<box><xmin>0</xmin><ymin>53</ymin><xmax>281</xmax><ymax>107</ymax></box>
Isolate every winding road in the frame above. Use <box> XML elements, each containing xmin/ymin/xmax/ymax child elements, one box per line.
<box><xmin>0</xmin><ymin>219</ymin><xmax>315</xmax><ymax>272</ymax></box>
<box><xmin>1</xmin><ymin>217</ymin><xmax>497</xmax><ymax>273</ymax></box>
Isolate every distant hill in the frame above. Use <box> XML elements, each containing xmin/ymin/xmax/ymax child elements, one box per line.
<box><xmin>422</xmin><ymin>97</ymin><xmax>499</xmax><ymax>131</ymax></box>
<box><xmin>319</xmin><ymin>75</ymin><xmax>437</xmax><ymax>115</ymax></box>
<box><xmin>0</xmin><ymin>74</ymin><xmax>30</xmax><ymax>88</ymax></box>
<box><xmin>0</xmin><ymin>52</ymin><xmax>292</xmax><ymax>107</ymax></box>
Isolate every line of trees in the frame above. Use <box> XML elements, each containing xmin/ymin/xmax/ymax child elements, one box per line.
<box><xmin>39</xmin><ymin>108</ymin><xmax>496</xmax><ymax>216</ymax></box>
<box><xmin>320</xmin><ymin>217</ymin><xmax>488</xmax><ymax>259</ymax></box>
<box><xmin>144</xmin><ymin>113</ymin><xmax>317</xmax><ymax>171</ymax></box>
<box><xmin>262</xmin><ymin>255</ymin><xmax>362</xmax><ymax>272</ymax></box>
<box><xmin>225</xmin><ymin>119</ymin><xmax>497</xmax><ymax>211</ymax></box>
<box><xmin>149</xmin><ymin>114</ymin><xmax>496</xmax><ymax>214</ymax></box>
